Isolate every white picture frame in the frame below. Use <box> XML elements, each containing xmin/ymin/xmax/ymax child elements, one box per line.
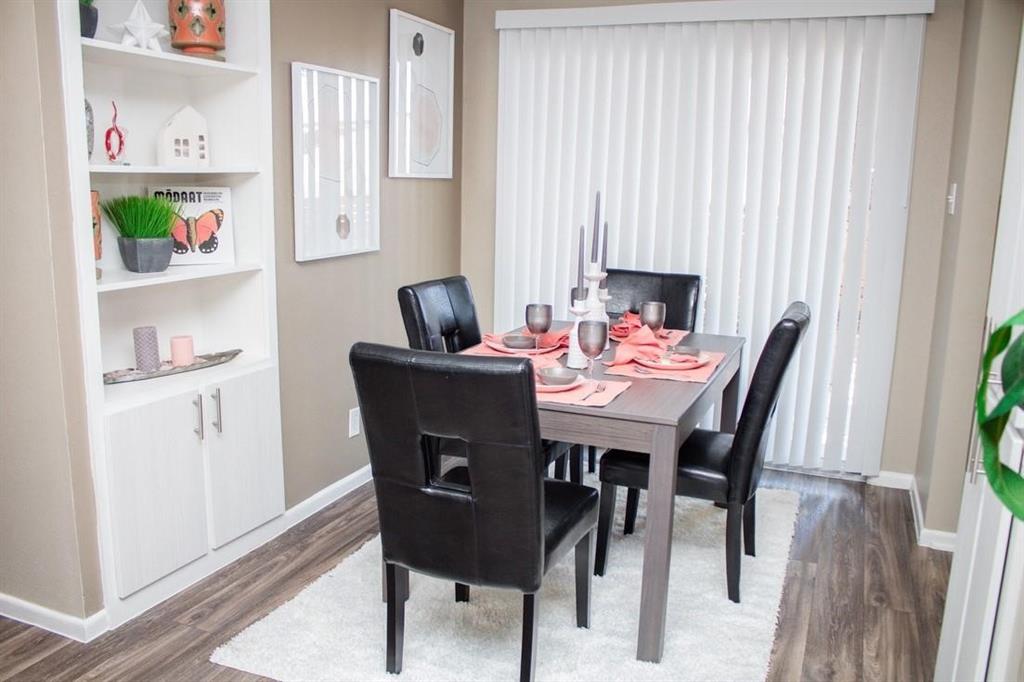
<box><xmin>388</xmin><ymin>9</ymin><xmax>455</xmax><ymax>179</ymax></box>
<box><xmin>291</xmin><ymin>62</ymin><xmax>381</xmax><ymax>262</ymax></box>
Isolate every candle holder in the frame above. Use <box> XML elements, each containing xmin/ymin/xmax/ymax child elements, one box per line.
<box><xmin>566</xmin><ymin>287</ymin><xmax>590</xmax><ymax>369</ymax></box>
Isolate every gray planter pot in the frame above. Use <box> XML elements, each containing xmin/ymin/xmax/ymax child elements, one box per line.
<box><xmin>80</xmin><ymin>3</ymin><xmax>98</xmax><ymax>38</ymax></box>
<box><xmin>118</xmin><ymin>237</ymin><xmax>173</xmax><ymax>273</ymax></box>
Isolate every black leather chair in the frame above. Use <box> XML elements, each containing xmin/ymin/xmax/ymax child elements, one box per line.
<box><xmin>398</xmin><ymin>275</ymin><xmax>582</xmax><ymax>482</ymax></box>
<box><xmin>594</xmin><ymin>302</ymin><xmax>810</xmax><ymax>603</ymax></box>
<box><xmin>605</xmin><ymin>268</ymin><xmax>701</xmax><ymax>331</ymax></box>
<box><xmin>350</xmin><ymin>343</ymin><xmax>599</xmax><ymax>682</ymax></box>
<box><xmin>589</xmin><ymin>269</ymin><xmax>702</xmax><ymax>472</ymax></box>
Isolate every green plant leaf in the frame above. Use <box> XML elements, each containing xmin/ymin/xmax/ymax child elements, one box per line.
<box><xmin>976</xmin><ymin>308</ymin><xmax>1024</xmax><ymax>520</ymax></box>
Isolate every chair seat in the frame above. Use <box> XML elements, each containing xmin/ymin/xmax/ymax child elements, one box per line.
<box><xmin>439</xmin><ymin>437</ymin><xmax>570</xmax><ymax>467</ymax></box>
<box><xmin>442</xmin><ymin>467</ymin><xmax>599</xmax><ymax>570</ymax></box>
<box><xmin>599</xmin><ymin>428</ymin><xmax>734</xmax><ymax>503</ymax></box>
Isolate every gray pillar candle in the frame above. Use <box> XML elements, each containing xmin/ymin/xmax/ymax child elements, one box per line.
<box><xmin>591</xmin><ymin>191</ymin><xmax>601</xmax><ymax>262</ymax></box>
<box><xmin>600</xmin><ymin>221</ymin><xmax>609</xmax><ymax>289</ymax></box>
<box><xmin>133</xmin><ymin>326</ymin><xmax>161</xmax><ymax>373</ymax></box>
<box><xmin>576</xmin><ymin>225</ymin><xmax>585</xmax><ymax>292</ymax></box>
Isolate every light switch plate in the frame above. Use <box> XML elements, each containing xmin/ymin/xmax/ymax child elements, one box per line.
<box><xmin>348</xmin><ymin>407</ymin><xmax>361</xmax><ymax>438</ymax></box>
<box><xmin>947</xmin><ymin>182</ymin><xmax>958</xmax><ymax>216</ymax></box>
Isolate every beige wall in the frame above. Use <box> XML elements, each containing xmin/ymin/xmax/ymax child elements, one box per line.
<box><xmin>880</xmin><ymin>0</ymin><xmax>966</xmax><ymax>477</ymax></box>
<box><xmin>271</xmin><ymin>0</ymin><xmax>464</xmax><ymax>506</ymax></box>
<box><xmin>912</xmin><ymin>0</ymin><xmax>1022</xmax><ymax>532</ymax></box>
<box><xmin>0</xmin><ymin>0</ymin><xmax>103</xmax><ymax>618</ymax></box>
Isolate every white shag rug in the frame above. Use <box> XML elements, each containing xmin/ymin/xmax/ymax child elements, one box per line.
<box><xmin>211</xmin><ymin>482</ymin><xmax>799</xmax><ymax>681</ymax></box>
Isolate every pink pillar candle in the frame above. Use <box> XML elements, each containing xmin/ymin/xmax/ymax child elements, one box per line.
<box><xmin>170</xmin><ymin>335</ymin><xmax>195</xmax><ymax>367</ymax></box>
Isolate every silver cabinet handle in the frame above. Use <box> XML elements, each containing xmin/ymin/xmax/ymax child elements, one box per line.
<box><xmin>193</xmin><ymin>394</ymin><xmax>204</xmax><ymax>440</ymax></box>
<box><xmin>211</xmin><ymin>387</ymin><xmax>223</xmax><ymax>434</ymax></box>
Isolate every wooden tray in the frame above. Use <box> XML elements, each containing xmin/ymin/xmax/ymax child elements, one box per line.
<box><xmin>103</xmin><ymin>349</ymin><xmax>242</xmax><ymax>385</ymax></box>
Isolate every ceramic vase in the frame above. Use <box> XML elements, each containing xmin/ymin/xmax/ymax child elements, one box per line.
<box><xmin>118</xmin><ymin>237</ymin><xmax>173</xmax><ymax>273</ymax></box>
<box><xmin>79</xmin><ymin>3</ymin><xmax>98</xmax><ymax>39</ymax></box>
<box><xmin>133</xmin><ymin>326</ymin><xmax>161</xmax><ymax>373</ymax></box>
<box><xmin>169</xmin><ymin>0</ymin><xmax>225</xmax><ymax>59</ymax></box>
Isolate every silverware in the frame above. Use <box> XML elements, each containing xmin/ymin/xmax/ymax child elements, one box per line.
<box><xmin>633</xmin><ymin>366</ymin><xmax>654</xmax><ymax>375</ymax></box>
<box><xmin>579</xmin><ymin>381</ymin><xmax>606</xmax><ymax>402</ymax></box>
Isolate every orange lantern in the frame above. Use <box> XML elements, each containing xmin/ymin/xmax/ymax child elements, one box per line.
<box><xmin>168</xmin><ymin>0</ymin><xmax>225</xmax><ymax>59</ymax></box>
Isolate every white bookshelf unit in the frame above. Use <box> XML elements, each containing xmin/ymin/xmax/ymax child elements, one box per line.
<box><xmin>56</xmin><ymin>0</ymin><xmax>284</xmax><ymax>631</ymax></box>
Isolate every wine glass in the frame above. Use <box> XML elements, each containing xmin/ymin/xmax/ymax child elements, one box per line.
<box><xmin>578</xmin><ymin>320</ymin><xmax>608</xmax><ymax>381</ymax></box>
<box><xmin>526</xmin><ymin>303</ymin><xmax>553</xmax><ymax>338</ymax></box>
<box><xmin>640</xmin><ymin>301</ymin><xmax>667</xmax><ymax>333</ymax></box>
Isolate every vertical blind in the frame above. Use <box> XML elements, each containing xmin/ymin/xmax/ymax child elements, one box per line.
<box><xmin>494</xmin><ymin>13</ymin><xmax>926</xmax><ymax>474</ymax></box>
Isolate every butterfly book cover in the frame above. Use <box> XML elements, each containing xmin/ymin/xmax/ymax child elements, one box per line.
<box><xmin>151</xmin><ymin>186</ymin><xmax>235</xmax><ymax>266</ymax></box>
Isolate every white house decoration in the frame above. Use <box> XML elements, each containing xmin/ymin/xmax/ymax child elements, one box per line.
<box><xmin>157</xmin><ymin>106</ymin><xmax>210</xmax><ymax>167</ymax></box>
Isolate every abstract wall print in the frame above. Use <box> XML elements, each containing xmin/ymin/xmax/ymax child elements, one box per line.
<box><xmin>388</xmin><ymin>10</ymin><xmax>454</xmax><ymax>179</ymax></box>
<box><xmin>291</xmin><ymin>62</ymin><xmax>381</xmax><ymax>261</ymax></box>
<box><xmin>151</xmin><ymin>186</ymin><xmax>235</xmax><ymax>265</ymax></box>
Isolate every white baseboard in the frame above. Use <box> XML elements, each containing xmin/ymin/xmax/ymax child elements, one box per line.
<box><xmin>0</xmin><ymin>593</ymin><xmax>109</xmax><ymax>642</ymax></box>
<box><xmin>866</xmin><ymin>470</ymin><xmax>915</xmax><ymax>490</ymax></box>
<box><xmin>909</xmin><ymin>475</ymin><xmax>957</xmax><ymax>552</ymax></box>
<box><xmin>0</xmin><ymin>465</ymin><xmax>372</xmax><ymax>642</ymax></box>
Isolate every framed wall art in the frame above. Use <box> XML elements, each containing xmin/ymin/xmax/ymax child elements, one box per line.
<box><xmin>388</xmin><ymin>9</ymin><xmax>454</xmax><ymax>179</ymax></box>
<box><xmin>291</xmin><ymin>62</ymin><xmax>381</xmax><ymax>261</ymax></box>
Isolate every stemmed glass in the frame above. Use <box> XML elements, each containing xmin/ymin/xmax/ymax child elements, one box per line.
<box><xmin>577</xmin><ymin>320</ymin><xmax>609</xmax><ymax>381</ymax></box>
<box><xmin>640</xmin><ymin>301</ymin><xmax>667</xmax><ymax>333</ymax></box>
<box><xmin>526</xmin><ymin>303</ymin><xmax>553</xmax><ymax>346</ymax></box>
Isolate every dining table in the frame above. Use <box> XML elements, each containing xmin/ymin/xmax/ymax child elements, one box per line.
<box><xmin>521</xmin><ymin>325</ymin><xmax>746</xmax><ymax>663</ymax></box>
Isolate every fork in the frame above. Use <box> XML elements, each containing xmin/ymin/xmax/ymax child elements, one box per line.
<box><xmin>579</xmin><ymin>382</ymin><xmax>607</xmax><ymax>402</ymax></box>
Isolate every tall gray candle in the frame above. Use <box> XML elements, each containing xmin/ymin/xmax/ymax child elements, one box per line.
<box><xmin>591</xmin><ymin>191</ymin><xmax>601</xmax><ymax>262</ymax></box>
<box><xmin>133</xmin><ymin>326</ymin><xmax>161</xmax><ymax>373</ymax></box>
<box><xmin>576</xmin><ymin>225</ymin><xmax>585</xmax><ymax>292</ymax></box>
<box><xmin>601</xmin><ymin>221</ymin><xmax>609</xmax><ymax>272</ymax></box>
<box><xmin>600</xmin><ymin>221</ymin><xmax>609</xmax><ymax>289</ymax></box>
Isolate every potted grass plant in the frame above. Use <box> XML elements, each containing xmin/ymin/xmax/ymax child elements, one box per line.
<box><xmin>79</xmin><ymin>0</ymin><xmax>98</xmax><ymax>39</ymax></box>
<box><xmin>101</xmin><ymin>196</ymin><xmax>179</xmax><ymax>273</ymax></box>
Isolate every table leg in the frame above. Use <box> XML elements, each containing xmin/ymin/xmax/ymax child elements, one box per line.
<box><xmin>637</xmin><ymin>424</ymin><xmax>680</xmax><ymax>662</ymax></box>
<box><xmin>721</xmin><ymin>370</ymin><xmax>740</xmax><ymax>434</ymax></box>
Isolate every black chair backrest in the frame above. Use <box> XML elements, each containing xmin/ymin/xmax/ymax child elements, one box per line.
<box><xmin>728</xmin><ymin>302</ymin><xmax>811</xmax><ymax>503</ymax></box>
<box><xmin>397</xmin><ymin>276</ymin><xmax>482</xmax><ymax>353</ymax></box>
<box><xmin>350</xmin><ymin>342</ymin><xmax>547</xmax><ymax>592</ymax></box>
<box><xmin>605</xmin><ymin>269</ymin><xmax>701</xmax><ymax>331</ymax></box>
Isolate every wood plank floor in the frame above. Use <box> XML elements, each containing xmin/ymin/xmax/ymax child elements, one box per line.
<box><xmin>0</xmin><ymin>470</ymin><xmax>950</xmax><ymax>681</ymax></box>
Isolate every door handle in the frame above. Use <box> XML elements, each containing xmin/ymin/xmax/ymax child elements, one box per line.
<box><xmin>193</xmin><ymin>394</ymin><xmax>204</xmax><ymax>440</ymax></box>
<box><xmin>211</xmin><ymin>387</ymin><xmax>223</xmax><ymax>434</ymax></box>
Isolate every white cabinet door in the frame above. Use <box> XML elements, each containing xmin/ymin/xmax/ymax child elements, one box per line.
<box><xmin>204</xmin><ymin>367</ymin><xmax>285</xmax><ymax>548</ymax></box>
<box><xmin>105</xmin><ymin>390</ymin><xmax>208</xmax><ymax>598</ymax></box>
<box><xmin>936</xmin><ymin>425</ymin><xmax>1024</xmax><ymax>681</ymax></box>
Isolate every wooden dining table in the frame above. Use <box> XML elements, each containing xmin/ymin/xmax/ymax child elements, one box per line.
<box><xmin>535</xmin><ymin>328</ymin><xmax>745</xmax><ymax>663</ymax></box>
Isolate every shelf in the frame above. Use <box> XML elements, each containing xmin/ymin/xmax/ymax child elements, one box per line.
<box><xmin>81</xmin><ymin>38</ymin><xmax>258</xmax><ymax>79</ymax></box>
<box><xmin>97</xmin><ymin>263</ymin><xmax>262</xmax><ymax>293</ymax></box>
<box><xmin>90</xmin><ymin>165</ymin><xmax>260</xmax><ymax>176</ymax></box>
<box><xmin>104</xmin><ymin>354</ymin><xmax>273</xmax><ymax>415</ymax></box>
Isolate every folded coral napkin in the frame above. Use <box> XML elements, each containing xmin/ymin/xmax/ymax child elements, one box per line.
<box><xmin>607</xmin><ymin>326</ymin><xmax>689</xmax><ymax>365</ymax></box>
<box><xmin>535</xmin><ymin>379</ymin><xmax>631</xmax><ymax>407</ymax></box>
<box><xmin>610</xmin><ymin>311</ymin><xmax>643</xmax><ymax>337</ymax></box>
